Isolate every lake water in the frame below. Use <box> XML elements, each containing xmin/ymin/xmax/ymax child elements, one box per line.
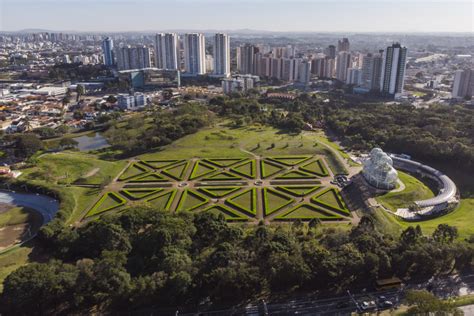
<box><xmin>73</xmin><ymin>133</ymin><xmax>110</xmax><ymax>152</ymax></box>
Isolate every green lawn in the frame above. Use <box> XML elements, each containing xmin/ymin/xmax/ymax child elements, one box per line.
<box><xmin>394</xmin><ymin>199</ymin><xmax>474</xmax><ymax>239</ymax></box>
<box><xmin>264</xmin><ymin>188</ymin><xmax>294</xmax><ymax>215</ymax></box>
<box><xmin>376</xmin><ymin>171</ymin><xmax>434</xmax><ymax>211</ymax></box>
<box><xmin>138</xmin><ymin>124</ymin><xmax>350</xmax><ymax>163</ymax></box>
<box><xmin>0</xmin><ymin>206</ymin><xmax>36</xmax><ymax>228</ymax></box>
<box><xmin>21</xmin><ymin>151</ymin><xmax>127</xmax><ymax>185</ymax></box>
<box><xmin>0</xmin><ymin>246</ymin><xmax>32</xmax><ymax>292</ymax></box>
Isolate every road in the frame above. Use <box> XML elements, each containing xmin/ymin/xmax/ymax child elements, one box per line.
<box><xmin>178</xmin><ymin>290</ymin><xmax>401</xmax><ymax>316</ymax></box>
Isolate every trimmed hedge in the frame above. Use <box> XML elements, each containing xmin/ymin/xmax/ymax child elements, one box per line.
<box><xmin>201</xmin><ymin>171</ymin><xmax>242</xmax><ymax>181</ymax></box>
<box><xmin>86</xmin><ymin>192</ymin><xmax>126</xmax><ymax>218</ymax></box>
<box><xmin>189</xmin><ymin>161</ymin><xmax>217</xmax><ymax>180</ymax></box>
<box><xmin>139</xmin><ymin>159</ymin><xmax>182</xmax><ymax>170</ymax></box>
<box><xmin>203</xmin><ymin>205</ymin><xmax>249</xmax><ymax>222</ymax></box>
<box><xmin>274</xmin><ymin>203</ymin><xmax>344</xmax><ymax>221</ymax></box>
<box><xmin>161</xmin><ymin>161</ymin><xmax>190</xmax><ymax>181</ymax></box>
<box><xmin>120</xmin><ymin>188</ymin><xmax>163</xmax><ymax>200</ymax></box>
<box><xmin>262</xmin><ymin>187</ymin><xmax>295</xmax><ymax>216</ymax></box>
<box><xmin>230</xmin><ymin>160</ymin><xmax>256</xmax><ymax>179</ymax></box>
<box><xmin>176</xmin><ymin>189</ymin><xmax>209</xmax><ymax>212</ymax></box>
<box><xmin>203</xmin><ymin>158</ymin><xmax>247</xmax><ymax>168</ymax></box>
<box><xmin>225</xmin><ymin>188</ymin><xmax>258</xmax><ymax>216</ymax></box>
<box><xmin>260</xmin><ymin>159</ymin><xmax>285</xmax><ymax>179</ymax></box>
<box><xmin>274</xmin><ymin>170</ymin><xmax>316</xmax><ymax>180</ymax></box>
<box><xmin>118</xmin><ymin>163</ymin><xmax>149</xmax><ymax>181</ymax></box>
<box><xmin>128</xmin><ymin>173</ymin><xmax>169</xmax><ymax>183</ymax></box>
<box><xmin>311</xmin><ymin>187</ymin><xmax>351</xmax><ymax>217</ymax></box>
<box><xmin>198</xmin><ymin>187</ymin><xmax>242</xmax><ymax>198</ymax></box>
<box><xmin>300</xmin><ymin>159</ymin><xmax>329</xmax><ymax>177</ymax></box>
<box><xmin>145</xmin><ymin>190</ymin><xmax>177</xmax><ymax>211</ymax></box>
<box><xmin>267</xmin><ymin>156</ymin><xmax>312</xmax><ymax>166</ymax></box>
<box><xmin>275</xmin><ymin>185</ymin><xmax>321</xmax><ymax>197</ymax></box>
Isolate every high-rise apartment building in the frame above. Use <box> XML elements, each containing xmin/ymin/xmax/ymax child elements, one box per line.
<box><xmin>154</xmin><ymin>33</ymin><xmax>179</xmax><ymax>70</ymax></box>
<box><xmin>335</xmin><ymin>51</ymin><xmax>351</xmax><ymax>82</ymax></box>
<box><xmin>102</xmin><ymin>37</ymin><xmax>114</xmax><ymax>66</ymax></box>
<box><xmin>346</xmin><ymin>68</ymin><xmax>362</xmax><ymax>85</ymax></box>
<box><xmin>452</xmin><ymin>69</ymin><xmax>474</xmax><ymax>99</ymax></box>
<box><xmin>213</xmin><ymin>33</ymin><xmax>230</xmax><ymax>77</ymax></box>
<box><xmin>360</xmin><ymin>52</ymin><xmax>383</xmax><ymax>91</ymax></box>
<box><xmin>380</xmin><ymin>43</ymin><xmax>407</xmax><ymax>98</ymax></box>
<box><xmin>337</xmin><ymin>38</ymin><xmax>350</xmax><ymax>52</ymax></box>
<box><xmin>238</xmin><ymin>44</ymin><xmax>259</xmax><ymax>75</ymax></box>
<box><xmin>282</xmin><ymin>58</ymin><xmax>301</xmax><ymax>82</ymax></box>
<box><xmin>184</xmin><ymin>33</ymin><xmax>206</xmax><ymax>75</ymax></box>
<box><xmin>116</xmin><ymin>45</ymin><xmax>151</xmax><ymax>71</ymax></box>
<box><xmin>298</xmin><ymin>60</ymin><xmax>312</xmax><ymax>85</ymax></box>
<box><xmin>325</xmin><ymin>45</ymin><xmax>336</xmax><ymax>59</ymax></box>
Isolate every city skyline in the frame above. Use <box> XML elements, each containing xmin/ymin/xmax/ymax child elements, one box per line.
<box><xmin>1</xmin><ymin>0</ymin><xmax>472</xmax><ymax>33</ymax></box>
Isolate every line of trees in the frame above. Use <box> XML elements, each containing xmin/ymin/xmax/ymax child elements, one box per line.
<box><xmin>1</xmin><ymin>207</ymin><xmax>472</xmax><ymax>314</ymax></box>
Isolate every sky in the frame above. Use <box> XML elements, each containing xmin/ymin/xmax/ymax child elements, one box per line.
<box><xmin>0</xmin><ymin>0</ymin><xmax>473</xmax><ymax>33</ymax></box>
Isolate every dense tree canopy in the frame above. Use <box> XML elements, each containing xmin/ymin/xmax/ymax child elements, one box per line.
<box><xmin>1</xmin><ymin>207</ymin><xmax>472</xmax><ymax>314</ymax></box>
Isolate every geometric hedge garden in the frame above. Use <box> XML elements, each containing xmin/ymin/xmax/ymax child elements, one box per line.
<box><xmin>84</xmin><ymin>155</ymin><xmax>352</xmax><ymax>224</ymax></box>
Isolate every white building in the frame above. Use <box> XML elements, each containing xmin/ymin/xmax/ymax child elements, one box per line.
<box><xmin>213</xmin><ymin>33</ymin><xmax>230</xmax><ymax>77</ymax></box>
<box><xmin>298</xmin><ymin>60</ymin><xmax>312</xmax><ymax>85</ymax></box>
<box><xmin>360</xmin><ymin>52</ymin><xmax>383</xmax><ymax>91</ymax></box>
<box><xmin>184</xmin><ymin>33</ymin><xmax>206</xmax><ymax>75</ymax></box>
<box><xmin>282</xmin><ymin>58</ymin><xmax>301</xmax><ymax>82</ymax></box>
<box><xmin>117</xmin><ymin>93</ymin><xmax>147</xmax><ymax>110</ymax></box>
<box><xmin>154</xmin><ymin>33</ymin><xmax>179</xmax><ymax>70</ymax></box>
<box><xmin>116</xmin><ymin>45</ymin><xmax>151</xmax><ymax>71</ymax></box>
<box><xmin>380</xmin><ymin>43</ymin><xmax>408</xmax><ymax>98</ymax></box>
<box><xmin>452</xmin><ymin>69</ymin><xmax>473</xmax><ymax>99</ymax></box>
<box><xmin>346</xmin><ymin>68</ymin><xmax>362</xmax><ymax>85</ymax></box>
<box><xmin>336</xmin><ymin>51</ymin><xmax>351</xmax><ymax>82</ymax></box>
<box><xmin>222</xmin><ymin>75</ymin><xmax>259</xmax><ymax>94</ymax></box>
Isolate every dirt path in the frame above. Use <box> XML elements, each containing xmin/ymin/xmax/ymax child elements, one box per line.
<box><xmin>84</xmin><ymin>167</ymin><xmax>100</xmax><ymax>178</ymax></box>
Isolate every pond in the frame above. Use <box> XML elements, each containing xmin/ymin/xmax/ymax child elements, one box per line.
<box><xmin>73</xmin><ymin>132</ymin><xmax>110</xmax><ymax>152</ymax></box>
<box><xmin>0</xmin><ymin>190</ymin><xmax>59</xmax><ymax>252</ymax></box>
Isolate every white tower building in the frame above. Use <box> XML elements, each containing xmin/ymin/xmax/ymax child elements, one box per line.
<box><xmin>184</xmin><ymin>33</ymin><xmax>206</xmax><ymax>75</ymax></box>
<box><xmin>213</xmin><ymin>33</ymin><xmax>230</xmax><ymax>77</ymax></box>
<box><xmin>154</xmin><ymin>33</ymin><xmax>179</xmax><ymax>70</ymax></box>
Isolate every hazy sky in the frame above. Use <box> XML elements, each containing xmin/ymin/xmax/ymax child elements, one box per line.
<box><xmin>0</xmin><ymin>0</ymin><xmax>473</xmax><ymax>33</ymax></box>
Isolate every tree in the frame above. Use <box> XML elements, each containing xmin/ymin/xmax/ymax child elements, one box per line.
<box><xmin>2</xmin><ymin>260</ymin><xmax>78</xmax><ymax>314</ymax></box>
<box><xmin>432</xmin><ymin>224</ymin><xmax>458</xmax><ymax>243</ymax></box>
<box><xmin>76</xmin><ymin>84</ymin><xmax>85</xmax><ymax>102</ymax></box>
<box><xmin>405</xmin><ymin>290</ymin><xmax>462</xmax><ymax>315</ymax></box>
<box><xmin>14</xmin><ymin>134</ymin><xmax>44</xmax><ymax>158</ymax></box>
<box><xmin>59</xmin><ymin>137</ymin><xmax>78</xmax><ymax>149</ymax></box>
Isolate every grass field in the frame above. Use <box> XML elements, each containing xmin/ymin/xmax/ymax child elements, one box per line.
<box><xmin>376</xmin><ymin>171</ymin><xmax>435</xmax><ymax>211</ymax></box>
<box><xmin>0</xmin><ymin>246</ymin><xmax>32</xmax><ymax>292</ymax></box>
<box><xmin>394</xmin><ymin>199</ymin><xmax>474</xmax><ymax>239</ymax></box>
<box><xmin>0</xmin><ymin>206</ymin><xmax>36</xmax><ymax>228</ymax></box>
<box><xmin>21</xmin><ymin>152</ymin><xmax>127</xmax><ymax>185</ymax></box>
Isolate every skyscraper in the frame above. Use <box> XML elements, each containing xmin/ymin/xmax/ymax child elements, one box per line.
<box><xmin>298</xmin><ymin>60</ymin><xmax>312</xmax><ymax>85</ymax></box>
<box><xmin>102</xmin><ymin>37</ymin><xmax>114</xmax><ymax>66</ymax></box>
<box><xmin>325</xmin><ymin>45</ymin><xmax>336</xmax><ymax>59</ymax></box>
<box><xmin>335</xmin><ymin>51</ymin><xmax>351</xmax><ymax>82</ymax></box>
<box><xmin>213</xmin><ymin>33</ymin><xmax>230</xmax><ymax>77</ymax></box>
<box><xmin>154</xmin><ymin>33</ymin><xmax>179</xmax><ymax>70</ymax></box>
<box><xmin>184</xmin><ymin>33</ymin><xmax>206</xmax><ymax>75</ymax></box>
<box><xmin>116</xmin><ymin>45</ymin><xmax>151</xmax><ymax>71</ymax></box>
<box><xmin>380</xmin><ymin>43</ymin><xmax>408</xmax><ymax>98</ymax></box>
<box><xmin>361</xmin><ymin>52</ymin><xmax>383</xmax><ymax>91</ymax></box>
<box><xmin>337</xmin><ymin>38</ymin><xmax>350</xmax><ymax>52</ymax></box>
<box><xmin>346</xmin><ymin>68</ymin><xmax>362</xmax><ymax>85</ymax></box>
<box><xmin>238</xmin><ymin>44</ymin><xmax>259</xmax><ymax>75</ymax></box>
<box><xmin>452</xmin><ymin>69</ymin><xmax>474</xmax><ymax>99</ymax></box>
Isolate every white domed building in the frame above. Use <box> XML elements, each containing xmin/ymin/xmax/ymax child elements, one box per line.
<box><xmin>362</xmin><ymin>148</ymin><xmax>398</xmax><ymax>190</ymax></box>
